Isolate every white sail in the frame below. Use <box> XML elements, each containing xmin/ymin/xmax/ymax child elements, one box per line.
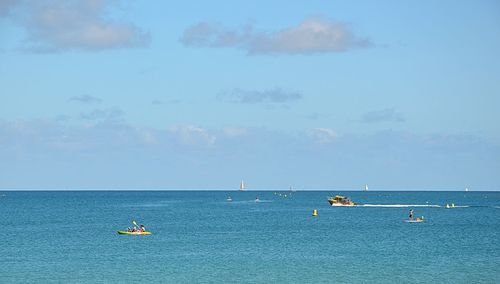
<box><xmin>364</xmin><ymin>184</ymin><xmax>368</xmax><ymax>191</ymax></box>
<box><xmin>240</xmin><ymin>180</ymin><xmax>245</xmax><ymax>191</ymax></box>
<box><xmin>465</xmin><ymin>187</ymin><xmax>469</xmax><ymax>192</ymax></box>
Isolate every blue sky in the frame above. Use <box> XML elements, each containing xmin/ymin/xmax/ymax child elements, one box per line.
<box><xmin>1</xmin><ymin>0</ymin><xmax>499</xmax><ymax>189</ymax></box>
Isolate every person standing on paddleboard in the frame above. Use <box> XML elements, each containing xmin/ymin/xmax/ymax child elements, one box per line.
<box><xmin>409</xmin><ymin>209</ymin><xmax>414</xmax><ymax>220</ymax></box>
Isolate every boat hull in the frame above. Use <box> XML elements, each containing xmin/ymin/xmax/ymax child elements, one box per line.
<box><xmin>329</xmin><ymin>203</ymin><xmax>356</xmax><ymax>207</ymax></box>
<box><xmin>117</xmin><ymin>231</ymin><xmax>152</xmax><ymax>235</ymax></box>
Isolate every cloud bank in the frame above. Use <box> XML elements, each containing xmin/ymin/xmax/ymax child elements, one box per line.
<box><xmin>305</xmin><ymin>127</ymin><xmax>338</xmax><ymax>144</ymax></box>
<box><xmin>3</xmin><ymin>0</ymin><xmax>150</xmax><ymax>52</ymax></box>
<box><xmin>181</xmin><ymin>17</ymin><xmax>372</xmax><ymax>55</ymax></box>
<box><xmin>0</xmin><ymin>118</ymin><xmax>498</xmax><ymax>189</ymax></box>
<box><xmin>169</xmin><ymin>124</ymin><xmax>217</xmax><ymax>146</ymax></box>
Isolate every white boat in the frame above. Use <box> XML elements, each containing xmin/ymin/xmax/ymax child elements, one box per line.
<box><xmin>465</xmin><ymin>187</ymin><xmax>469</xmax><ymax>192</ymax></box>
<box><xmin>328</xmin><ymin>195</ymin><xmax>356</xmax><ymax>206</ymax></box>
<box><xmin>239</xmin><ymin>180</ymin><xmax>245</xmax><ymax>191</ymax></box>
<box><xmin>364</xmin><ymin>184</ymin><xmax>368</xmax><ymax>191</ymax></box>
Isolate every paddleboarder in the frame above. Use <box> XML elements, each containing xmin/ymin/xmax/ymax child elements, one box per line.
<box><xmin>409</xmin><ymin>209</ymin><xmax>414</xmax><ymax>220</ymax></box>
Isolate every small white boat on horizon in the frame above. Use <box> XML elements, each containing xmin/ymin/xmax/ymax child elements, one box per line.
<box><xmin>239</xmin><ymin>180</ymin><xmax>245</xmax><ymax>191</ymax></box>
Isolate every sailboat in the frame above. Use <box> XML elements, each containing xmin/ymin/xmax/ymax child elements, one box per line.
<box><xmin>465</xmin><ymin>187</ymin><xmax>469</xmax><ymax>192</ymax></box>
<box><xmin>364</xmin><ymin>184</ymin><xmax>368</xmax><ymax>191</ymax></box>
<box><xmin>239</xmin><ymin>180</ymin><xmax>245</xmax><ymax>191</ymax></box>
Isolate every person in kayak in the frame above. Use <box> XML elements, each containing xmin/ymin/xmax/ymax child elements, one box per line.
<box><xmin>409</xmin><ymin>209</ymin><xmax>414</xmax><ymax>220</ymax></box>
<box><xmin>140</xmin><ymin>225</ymin><xmax>146</xmax><ymax>232</ymax></box>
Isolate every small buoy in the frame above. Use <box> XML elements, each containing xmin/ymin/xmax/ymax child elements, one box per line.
<box><xmin>312</xmin><ymin>209</ymin><xmax>318</xmax><ymax>217</ymax></box>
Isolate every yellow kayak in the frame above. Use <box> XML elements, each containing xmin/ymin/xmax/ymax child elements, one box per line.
<box><xmin>117</xmin><ymin>231</ymin><xmax>152</xmax><ymax>235</ymax></box>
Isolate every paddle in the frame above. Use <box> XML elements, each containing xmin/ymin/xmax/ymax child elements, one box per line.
<box><xmin>132</xmin><ymin>220</ymin><xmax>145</xmax><ymax>232</ymax></box>
<box><xmin>131</xmin><ymin>220</ymin><xmax>138</xmax><ymax>232</ymax></box>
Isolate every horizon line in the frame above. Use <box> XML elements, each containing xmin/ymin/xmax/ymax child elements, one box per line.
<box><xmin>1</xmin><ymin>188</ymin><xmax>498</xmax><ymax>192</ymax></box>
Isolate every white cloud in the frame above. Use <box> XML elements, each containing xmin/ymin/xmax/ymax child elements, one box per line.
<box><xmin>222</xmin><ymin>127</ymin><xmax>248</xmax><ymax>137</ymax></box>
<box><xmin>181</xmin><ymin>16</ymin><xmax>371</xmax><ymax>55</ymax></box>
<box><xmin>250</xmin><ymin>17</ymin><xmax>371</xmax><ymax>54</ymax></box>
<box><xmin>138</xmin><ymin>129</ymin><xmax>159</xmax><ymax>145</ymax></box>
<box><xmin>169</xmin><ymin>124</ymin><xmax>216</xmax><ymax>146</ymax></box>
<box><xmin>305</xmin><ymin>127</ymin><xmax>338</xmax><ymax>144</ymax></box>
<box><xmin>6</xmin><ymin>0</ymin><xmax>150</xmax><ymax>52</ymax></box>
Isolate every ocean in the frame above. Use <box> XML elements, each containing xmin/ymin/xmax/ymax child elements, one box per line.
<box><xmin>1</xmin><ymin>190</ymin><xmax>499</xmax><ymax>283</ymax></box>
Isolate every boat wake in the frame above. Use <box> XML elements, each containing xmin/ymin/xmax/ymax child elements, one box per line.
<box><xmin>360</xmin><ymin>204</ymin><xmax>441</xmax><ymax>208</ymax></box>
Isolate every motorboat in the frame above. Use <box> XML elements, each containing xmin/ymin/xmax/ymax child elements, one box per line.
<box><xmin>327</xmin><ymin>195</ymin><xmax>356</xmax><ymax>206</ymax></box>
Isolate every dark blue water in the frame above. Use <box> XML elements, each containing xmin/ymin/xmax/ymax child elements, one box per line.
<box><xmin>1</xmin><ymin>191</ymin><xmax>499</xmax><ymax>283</ymax></box>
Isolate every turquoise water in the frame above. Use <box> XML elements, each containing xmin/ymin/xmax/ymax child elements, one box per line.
<box><xmin>1</xmin><ymin>191</ymin><xmax>499</xmax><ymax>283</ymax></box>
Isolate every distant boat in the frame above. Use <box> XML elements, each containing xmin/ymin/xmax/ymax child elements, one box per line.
<box><xmin>364</xmin><ymin>184</ymin><xmax>368</xmax><ymax>191</ymax></box>
<box><xmin>465</xmin><ymin>187</ymin><xmax>469</xmax><ymax>192</ymax></box>
<box><xmin>239</xmin><ymin>180</ymin><xmax>245</xmax><ymax>191</ymax></box>
<box><xmin>226</xmin><ymin>196</ymin><xmax>232</xmax><ymax>202</ymax></box>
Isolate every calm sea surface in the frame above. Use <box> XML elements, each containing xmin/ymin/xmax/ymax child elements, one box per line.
<box><xmin>1</xmin><ymin>191</ymin><xmax>499</xmax><ymax>283</ymax></box>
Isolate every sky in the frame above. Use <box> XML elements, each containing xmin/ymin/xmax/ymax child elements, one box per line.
<box><xmin>0</xmin><ymin>0</ymin><xmax>499</xmax><ymax>190</ymax></box>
